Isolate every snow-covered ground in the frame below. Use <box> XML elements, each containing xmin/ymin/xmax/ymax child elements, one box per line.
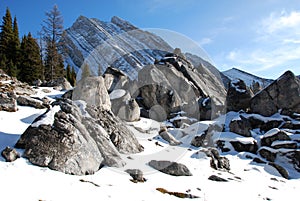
<box><xmin>0</xmin><ymin>88</ymin><xmax>299</xmax><ymax>201</ymax></box>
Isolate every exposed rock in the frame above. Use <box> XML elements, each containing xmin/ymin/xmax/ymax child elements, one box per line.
<box><xmin>250</xmin><ymin>71</ymin><xmax>300</xmax><ymax>116</ymax></box>
<box><xmin>148</xmin><ymin>160</ymin><xmax>192</xmax><ymax>176</ymax></box>
<box><xmin>1</xmin><ymin>146</ymin><xmax>20</xmax><ymax>162</ymax></box>
<box><xmin>15</xmin><ymin>99</ymin><xmax>138</xmax><ymax>175</ymax></box>
<box><xmin>41</xmin><ymin>77</ymin><xmax>72</xmax><ymax>91</ymax></box>
<box><xmin>125</xmin><ymin>169</ymin><xmax>146</xmax><ymax>182</ymax></box>
<box><xmin>103</xmin><ymin>67</ymin><xmax>129</xmax><ymax>92</ymax></box>
<box><xmin>230</xmin><ymin>140</ymin><xmax>258</xmax><ymax>154</ymax></box>
<box><xmin>159</xmin><ymin>130</ymin><xmax>182</xmax><ymax>146</ymax></box>
<box><xmin>0</xmin><ymin>72</ymin><xmax>35</xmax><ymax>95</ymax></box>
<box><xmin>62</xmin><ymin>89</ymin><xmax>73</xmax><ymax>99</ymax></box>
<box><xmin>229</xmin><ymin>115</ymin><xmax>252</xmax><ymax>137</ymax></box>
<box><xmin>191</xmin><ymin>133</ymin><xmax>207</xmax><ymax>147</ymax></box>
<box><xmin>246</xmin><ymin>115</ymin><xmax>283</xmax><ymax>132</ymax></box>
<box><xmin>156</xmin><ymin>187</ymin><xmax>200</xmax><ymax>199</ymax></box>
<box><xmin>17</xmin><ymin>95</ymin><xmax>47</xmax><ymax>109</ymax></box>
<box><xmin>259</xmin><ymin>147</ymin><xmax>277</xmax><ymax>162</ymax></box>
<box><xmin>0</xmin><ymin>92</ymin><xmax>17</xmax><ymax>112</ymax></box>
<box><xmin>208</xmin><ymin>175</ymin><xmax>228</xmax><ymax>182</ymax></box>
<box><xmin>252</xmin><ymin>157</ymin><xmax>267</xmax><ymax>164</ymax></box>
<box><xmin>110</xmin><ymin>89</ymin><xmax>140</xmax><ymax>122</ymax></box>
<box><xmin>261</xmin><ymin>128</ymin><xmax>291</xmax><ymax>147</ymax></box>
<box><xmin>268</xmin><ymin>162</ymin><xmax>289</xmax><ymax>179</ymax></box>
<box><xmin>226</xmin><ymin>79</ymin><xmax>253</xmax><ymax>112</ymax></box>
<box><xmin>72</xmin><ymin>76</ymin><xmax>111</xmax><ymax>110</ymax></box>
<box><xmin>271</xmin><ymin>141</ymin><xmax>297</xmax><ymax>149</ymax></box>
<box><xmin>86</xmin><ymin>105</ymin><xmax>143</xmax><ymax>154</ymax></box>
<box><xmin>199</xmin><ymin>147</ymin><xmax>230</xmax><ymax>171</ymax></box>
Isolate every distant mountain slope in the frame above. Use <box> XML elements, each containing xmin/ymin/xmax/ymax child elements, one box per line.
<box><xmin>222</xmin><ymin>68</ymin><xmax>273</xmax><ymax>88</ymax></box>
<box><xmin>61</xmin><ymin>16</ymin><xmax>173</xmax><ymax>79</ymax></box>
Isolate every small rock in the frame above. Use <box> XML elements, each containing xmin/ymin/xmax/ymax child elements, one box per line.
<box><xmin>159</xmin><ymin>130</ymin><xmax>181</xmax><ymax>146</ymax></box>
<box><xmin>208</xmin><ymin>175</ymin><xmax>228</xmax><ymax>182</ymax></box>
<box><xmin>17</xmin><ymin>95</ymin><xmax>46</xmax><ymax>109</ymax></box>
<box><xmin>268</xmin><ymin>162</ymin><xmax>289</xmax><ymax>179</ymax></box>
<box><xmin>1</xmin><ymin>146</ymin><xmax>20</xmax><ymax>162</ymax></box>
<box><xmin>125</xmin><ymin>169</ymin><xmax>146</xmax><ymax>182</ymax></box>
<box><xmin>148</xmin><ymin>160</ymin><xmax>192</xmax><ymax>176</ymax></box>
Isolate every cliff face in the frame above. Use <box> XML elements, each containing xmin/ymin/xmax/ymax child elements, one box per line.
<box><xmin>61</xmin><ymin>16</ymin><xmax>173</xmax><ymax>79</ymax></box>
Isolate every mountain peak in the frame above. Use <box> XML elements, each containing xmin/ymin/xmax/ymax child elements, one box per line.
<box><xmin>111</xmin><ymin>16</ymin><xmax>137</xmax><ymax>31</ymax></box>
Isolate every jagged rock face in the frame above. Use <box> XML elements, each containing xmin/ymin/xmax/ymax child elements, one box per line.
<box><xmin>15</xmin><ymin>99</ymin><xmax>143</xmax><ymax>175</ymax></box>
<box><xmin>250</xmin><ymin>71</ymin><xmax>300</xmax><ymax>116</ymax></box>
<box><xmin>61</xmin><ymin>16</ymin><xmax>172</xmax><ymax>79</ymax></box>
<box><xmin>134</xmin><ymin>54</ymin><xmax>226</xmax><ymax>121</ymax></box>
<box><xmin>226</xmin><ymin>79</ymin><xmax>253</xmax><ymax>112</ymax></box>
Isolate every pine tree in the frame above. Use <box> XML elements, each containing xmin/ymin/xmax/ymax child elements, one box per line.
<box><xmin>70</xmin><ymin>66</ymin><xmax>76</xmax><ymax>86</ymax></box>
<box><xmin>81</xmin><ymin>63</ymin><xmax>91</xmax><ymax>80</ymax></box>
<box><xmin>18</xmin><ymin>33</ymin><xmax>43</xmax><ymax>83</ymax></box>
<box><xmin>0</xmin><ymin>8</ymin><xmax>20</xmax><ymax>77</ymax></box>
<box><xmin>42</xmin><ymin>5</ymin><xmax>64</xmax><ymax>81</ymax></box>
<box><xmin>0</xmin><ymin>8</ymin><xmax>13</xmax><ymax>73</ymax></box>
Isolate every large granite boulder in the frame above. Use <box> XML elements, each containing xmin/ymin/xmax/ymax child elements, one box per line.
<box><xmin>250</xmin><ymin>71</ymin><xmax>300</xmax><ymax>116</ymax></box>
<box><xmin>226</xmin><ymin>79</ymin><xmax>253</xmax><ymax>112</ymax></box>
<box><xmin>72</xmin><ymin>76</ymin><xmax>111</xmax><ymax>110</ymax></box>
<box><xmin>15</xmin><ymin>99</ymin><xmax>143</xmax><ymax>175</ymax></box>
<box><xmin>0</xmin><ymin>92</ymin><xmax>17</xmax><ymax>112</ymax></box>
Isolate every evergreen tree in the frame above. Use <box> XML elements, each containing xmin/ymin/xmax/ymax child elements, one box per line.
<box><xmin>18</xmin><ymin>33</ymin><xmax>43</xmax><ymax>83</ymax></box>
<box><xmin>0</xmin><ymin>8</ymin><xmax>13</xmax><ymax>73</ymax></box>
<box><xmin>0</xmin><ymin>8</ymin><xmax>20</xmax><ymax>77</ymax></box>
<box><xmin>81</xmin><ymin>63</ymin><xmax>91</xmax><ymax>80</ymax></box>
<box><xmin>42</xmin><ymin>5</ymin><xmax>64</xmax><ymax>81</ymax></box>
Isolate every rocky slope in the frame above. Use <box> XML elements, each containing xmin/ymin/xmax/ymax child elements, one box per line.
<box><xmin>61</xmin><ymin>16</ymin><xmax>173</xmax><ymax>79</ymax></box>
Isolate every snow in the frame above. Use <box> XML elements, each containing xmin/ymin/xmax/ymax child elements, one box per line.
<box><xmin>271</xmin><ymin>140</ymin><xmax>296</xmax><ymax>147</ymax></box>
<box><xmin>212</xmin><ymin>132</ymin><xmax>256</xmax><ymax>144</ymax></box>
<box><xmin>263</xmin><ymin>128</ymin><xmax>281</xmax><ymax>138</ymax></box>
<box><xmin>1</xmin><ymin>88</ymin><xmax>300</xmax><ymax>201</ymax></box>
<box><xmin>31</xmin><ymin>105</ymin><xmax>61</xmax><ymax>127</ymax></box>
<box><xmin>109</xmin><ymin>89</ymin><xmax>126</xmax><ymax>100</ymax></box>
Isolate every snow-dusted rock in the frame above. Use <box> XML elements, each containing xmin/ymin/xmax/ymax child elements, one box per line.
<box><xmin>17</xmin><ymin>95</ymin><xmax>47</xmax><ymax>109</ymax></box>
<box><xmin>261</xmin><ymin>128</ymin><xmax>291</xmax><ymax>147</ymax></box>
<box><xmin>226</xmin><ymin>79</ymin><xmax>253</xmax><ymax>112</ymax></box>
<box><xmin>229</xmin><ymin>115</ymin><xmax>252</xmax><ymax>137</ymax></box>
<box><xmin>159</xmin><ymin>130</ymin><xmax>182</xmax><ymax>146</ymax></box>
<box><xmin>0</xmin><ymin>92</ymin><xmax>17</xmax><ymax>112</ymax></box>
<box><xmin>1</xmin><ymin>146</ymin><xmax>20</xmax><ymax>162</ymax></box>
<box><xmin>148</xmin><ymin>160</ymin><xmax>192</xmax><ymax>176</ymax></box>
<box><xmin>73</xmin><ymin>76</ymin><xmax>111</xmax><ymax>110</ymax></box>
<box><xmin>230</xmin><ymin>140</ymin><xmax>258</xmax><ymax>154</ymax></box>
<box><xmin>125</xmin><ymin>169</ymin><xmax>146</xmax><ymax>182</ymax></box>
<box><xmin>271</xmin><ymin>140</ymin><xmax>297</xmax><ymax>149</ymax></box>
<box><xmin>258</xmin><ymin>147</ymin><xmax>277</xmax><ymax>162</ymax></box>
<box><xmin>251</xmin><ymin>70</ymin><xmax>300</xmax><ymax>116</ymax></box>
<box><xmin>15</xmin><ymin>99</ymin><xmax>143</xmax><ymax>175</ymax></box>
<box><xmin>268</xmin><ymin>162</ymin><xmax>289</xmax><ymax>179</ymax></box>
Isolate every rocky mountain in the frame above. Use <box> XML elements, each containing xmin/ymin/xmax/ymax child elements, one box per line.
<box><xmin>223</xmin><ymin>68</ymin><xmax>273</xmax><ymax>88</ymax></box>
<box><xmin>61</xmin><ymin>16</ymin><xmax>173</xmax><ymax>79</ymax></box>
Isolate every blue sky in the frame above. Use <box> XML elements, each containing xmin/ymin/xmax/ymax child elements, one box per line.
<box><xmin>1</xmin><ymin>0</ymin><xmax>300</xmax><ymax>78</ymax></box>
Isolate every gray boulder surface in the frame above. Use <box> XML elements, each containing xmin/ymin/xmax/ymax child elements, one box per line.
<box><xmin>17</xmin><ymin>95</ymin><xmax>47</xmax><ymax>109</ymax></box>
<box><xmin>1</xmin><ymin>146</ymin><xmax>20</xmax><ymax>162</ymax></box>
<box><xmin>250</xmin><ymin>71</ymin><xmax>300</xmax><ymax>116</ymax></box>
<box><xmin>15</xmin><ymin>99</ymin><xmax>143</xmax><ymax>175</ymax></box>
<box><xmin>148</xmin><ymin>160</ymin><xmax>192</xmax><ymax>176</ymax></box>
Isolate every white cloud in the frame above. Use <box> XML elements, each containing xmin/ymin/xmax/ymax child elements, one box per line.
<box><xmin>198</xmin><ymin>37</ymin><xmax>213</xmax><ymax>46</ymax></box>
<box><xmin>223</xmin><ymin>10</ymin><xmax>300</xmax><ymax>76</ymax></box>
<box><xmin>261</xmin><ymin>10</ymin><xmax>300</xmax><ymax>34</ymax></box>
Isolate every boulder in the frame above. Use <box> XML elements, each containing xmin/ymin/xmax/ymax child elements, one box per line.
<box><xmin>103</xmin><ymin>67</ymin><xmax>129</xmax><ymax>92</ymax></box>
<box><xmin>198</xmin><ymin>147</ymin><xmax>230</xmax><ymax>171</ymax></box>
<box><xmin>226</xmin><ymin>79</ymin><xmax>253</xmax><ymax>112</ymax></box>
<box><xmin>230</xmin><ymin>140</ymin><xmax>258</xmax><ymax>154</ymax></box>
<box><xmin>159</xmin><ymin>130</ymin><xmax>182</xmax><ymax>146</ymax></box>
<box><xmin>191</xmin><ymin>133</ymin><xmax>207</xmax><ymax>147</ymax></box>
<box><xmin>15</xmin><ymin>99</ymin><xmax>138</xmax><ymax>175</ymax></box>
<box><xmin>125</xmin><ymin>169</ymin><xmax>146</xmax><ymax>182</ymax></box>
<box><xmin>258</xmin><ymin>147</ymin><xmax>277</xmax><ymax>162</ymax></box>
<box><xmin>86</xmin><ymin>105</ymin><xmax>144</xmax><ymax>154</ymax></box>
<box><xmin>0</xmin><ymin>92</ymin><xmax>17</xmax><ymax>112</ymax></box>
<box><xmin>208</xmin><ymin>175</ymin><xmax>228</xmax><ymax>182</ymax></box>
<box><xmin>17</xmin><ymin>95</ymin><xmax>47</xmax><ymax>109</ymax></box>
<box><xmin>229</xmin><ymin>116</ymin><xmax>252</xmax><ymax>137</ymax></box>
<box><xmin>261</xmin><ymin>128</ymin><xmax>291</xmax><ymax>147</ymax></box>
<box><xmin>250</xmin><ymin>71</ymin><xmax>300</xmax><ymax>116</ymax></box>
<box><xmin>271</xmin><ymin>140</ymin><xmax>297</xmax><ymax>149</ymax></box>
<box><xmin>73</xmin><ymin>76</ymin><xmax>111</xmax><ymax>110</ymax></box>
<box><xmin>1</xmin><ymin>146</ymin><xmax>20</xmax><ymax>162</ymax></box>
<box><xmin>110</xmin><ymin>89</ymin><xmax>140</xmax><ymax>122</ymax></box>
<box><xmin>148</xmin><ymin>160</ymin><xmax>192</xmax><ymax>176</ymax></box>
